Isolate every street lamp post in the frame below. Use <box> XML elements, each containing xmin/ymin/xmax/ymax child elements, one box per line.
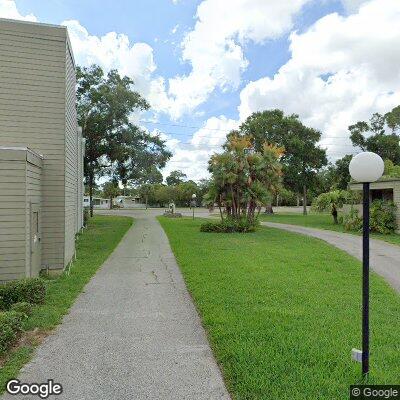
<box><xmin>349</xmin><ymin>152</ymin><xmax>384</xmax><ymax>378</ymax></box>
<box><xmin>192</xmin><ymin>193</ymin><xmax>197</xmax><ymax>220</ymax></box>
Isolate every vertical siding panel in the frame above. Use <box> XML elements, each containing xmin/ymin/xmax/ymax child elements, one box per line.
<box><xmin>0</xmin><ymin>157</ymin><xmax>26</xmax><ymax>280</ymax></box>
<box><xmin>64</xmin><ymin>40</ymin><xmax>77</xmax><ymax>264</ymax></box>
<box><xmin>25</xmin><ymin>159</ymin><xmax>42</xmax><ymax>276</ymax></box>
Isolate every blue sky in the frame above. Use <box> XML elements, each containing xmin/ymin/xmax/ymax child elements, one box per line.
<box><xmin>1</xmin><ymin>0</ymin><xmax>399</xmax><ymax>181</ymax></box>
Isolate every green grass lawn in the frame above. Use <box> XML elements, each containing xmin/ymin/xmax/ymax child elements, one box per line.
<box><xmin>159</xmin><ymin>217</ymin><xmax>400</xmax><ymax>400</ymax></box>
<box><xmin>0</xmin><ymin>215</ymin><xmax>132</xmax><ymax>392</ymax></box>
<box><xmin>259</xmin><ymin>212</ymin><xmax>400</xmax><ymax>246</ymax></box>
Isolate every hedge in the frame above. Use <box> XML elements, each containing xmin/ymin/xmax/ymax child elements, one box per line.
<box><xmin>200</xmin><ymin>217</ymin><xmax>259</xmax><ymax>233</ymax></box>
<box><xmin>0</xmin><ymin>278</ymin><xmax>46</xmax><ymax>310</ymax></box>
<box><xmin>0</xmin><ymin>311</ymin><xmax>24</xmax><ymax>354</ymax></box>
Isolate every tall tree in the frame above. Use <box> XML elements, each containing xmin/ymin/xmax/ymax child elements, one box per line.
<box><xmin>349</xmin><ymin>105</ymin><xmax>400</xmax><ymax>164</ymax></box>
<box><xmin>77</xmin><ymin>64</ymin><xmax>171</xmax><ymax>216</ymax></box>
<box><xmin>102</xmin><ymin>180</ymin><xmax>120</xmax><ymax>209</ymax></box>
<box><xmin>111</xmin><ymin>126</ymin><xmax>171</xmax><ymax>189</ymax></box>
<box><xmin>166</xmin><ymin>170</ymin><xmax>187</xmax><ymax>186</ymax></box>
<box><xmin>238</xmin><ymin>109</ymin><xmax>327</xmax><ymax>215</ymax></box>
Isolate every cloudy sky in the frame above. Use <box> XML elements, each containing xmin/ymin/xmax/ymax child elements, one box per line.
<box><xmin>1</xmin><ymin>0</ymin><xmax>399</xmax><ymax>181</ymax></box>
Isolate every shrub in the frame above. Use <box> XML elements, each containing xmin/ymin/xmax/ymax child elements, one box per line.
<box><xmin>0</xmin><ymin>311</ymin><xmax>24</xmax><ymax>354</ymax></box>
<box><xmin>343</xmin><ymin>208</ymin><xmax>363</xmax><ymax>232</ymax></box>
<box><xmin>342</xmin><ymin>201</ymin><xmax>397</xmax><ymax>234</ymax></box>
<box><xmin>312</xmin><ymin>190</ymin><xmax>361</xmax><ymax>224</ymax></box>
<box><xmin>370</xmin><ymin>200</ymin><xmax>397</xmax><ymax>234</ymax></box>
<box><xmin>200</xmin><ymin>217</ymin><xmax>259</xmax><ymax>233</ymax></box>
<box><xmin>10</xmin><ymin>302</ymin><xmax>33</xmax><ymax>317</ymax></box>
<box><xmin>0</xmin><ymin>278</ymin><xmax>46</xmax><ymax>310</ymax></box>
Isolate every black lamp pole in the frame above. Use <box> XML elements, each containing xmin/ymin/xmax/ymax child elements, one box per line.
<box><xmin>362</xmin><ymin>182</ymin><xmax>370</xmax><ymax>377</ymax></box>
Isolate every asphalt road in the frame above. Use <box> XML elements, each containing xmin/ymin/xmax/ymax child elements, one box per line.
<box><xmin>2</xmin><ymin>210</ymin><xmax>230</xmax><ymax>400</ymax></box>
<box><xmin>262</xmin><ymin>221</ymin><xmax>400</xmax><ymax>293</ymax></box>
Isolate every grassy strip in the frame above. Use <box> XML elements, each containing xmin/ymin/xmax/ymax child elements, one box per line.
<box><xmin>159</xmin><ymin>216</ymin><xmax>400</xmax><ymax>400</ymax></box>
<box><xmin>259</xmin><ymin>212</ymin><xmax>400</xmax><ymax>246</ymax></box>
<box><xmin>0</xmin><ymin>215</ymin><xmax>132</xmax><ymax>392</ymax></box>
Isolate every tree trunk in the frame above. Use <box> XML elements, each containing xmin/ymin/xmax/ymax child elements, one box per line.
<box><xmin>218</xmin><ymin>196</ymin><xmax>224</xmax><ymax>221</ymax></box>
<box><xmin>89</xmin><ymin>172</ymin><xmax>94</xmax><ymax>217</ymax></box>
<box><xmin>332</xmin><ymin>204</ymin><xmax>338</xmax><ymax>224</ymax></box>
<box><xmin>145</xmin><ymin>195</ymin><xmax>148</xmax><ymax>210</ymax></box>
<box><xmin>303</xmin><ymin>185</ymin><xmax>307</xmax><ymax>216</ymax></box>
<box><xmin>230</xmin><ymin>185</ymin><xmax>236</xmax><ymax>219</ymax></box>
<box><xmin>296</xmin><ymin>194</ymin><xmax>300</xmax><ymax>207</ymax></box>
<box><xmin>264</xmin><ymin>204</ymin><xmax>274</xmax><ymax>214</ymax></box>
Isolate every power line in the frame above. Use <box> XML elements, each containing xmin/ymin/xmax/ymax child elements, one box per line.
<box><xmin>142</xmin><ymin>119</ymin><xmax>359</xmax><ymax>137</ymax></box>
<box><xmin>156</xmin><ymin>130</ymin><xmax>353</xmax><ymax>140</ymax></box>
<box><xmin>140</xmin><ymin>120</ymin><xmax>235</xmax><ymax>132</ymax></box>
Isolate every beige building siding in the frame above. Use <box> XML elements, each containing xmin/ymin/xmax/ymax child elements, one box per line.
<box><xmin>0</xmin><ymin>148</ymin><xmax>42</xmax><ymax>281</ymax></box>
<box><xmin>0</xmin><ymin>158</ymin><xmax>26</xmax><ymax>280</ymax></box>
<box><xmin>25</xmin><ymin>158</ymin><xmax>42</xmax><ymax>277</ymax></box>
<box><xmin>0</xmin><ymin>19</ymin><xmax>80</xmax><ymax>272</ymax></box>
<box><xmin>64</xmin><ymin>41</ymin><xmax>77</xmax><ymax>265</ymax></box>
<box><xmin>394</xmin><ymin>183</ymin><xmax>400</xmax><ymax>229</ymax></box>
<box><xmin>76</xmin><ymin>130</ymin><xmax>84</xmax><ymax>232</ymax></box>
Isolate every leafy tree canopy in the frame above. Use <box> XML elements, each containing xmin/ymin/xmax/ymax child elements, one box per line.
<box><xmin>349</xmin><ymin>105</ymin><xmax>400</xmax><ymax>163</ymax></box>
<box><xmin>312</xmin><ymin>190</ymin><xmax>360</xmax><ymax>224</ymax></box>
<box><xmin>166</xmin><ymin>170</ymin><xmax>187</xmax><ymax>186</ymax></box>
<box><xmin>232</xmin><ymin>109</ymin><xmax>327</xmax><ymax>214</ymax></box>
<box><xmin>383</xmin><ymin>159</ymin><xmax>400</xmax><ymax>178</ymax></box>
<box><xmin>102</xmin><ymin>180</ymin><xmax>120</xmax><ymax>201</ymax></box>
<box><xmin>77</xmin><ymin>64</ymin><xmax>172</xmax><ymax>213</ymax></box>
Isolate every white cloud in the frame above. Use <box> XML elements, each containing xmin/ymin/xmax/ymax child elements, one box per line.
<box><xmin>171</xmin><ymin>24</ymin><xmax>179</xmax><ymax>34</ymax></box>
<box><xmin>239</xmin><ymin>0</ymin><xmax>400</xmax><ymax>159</ymax></box>
<box><xmin>62</xmin><ymin>19</ymin><xmax>175</xmax><ymax>114</ymax></box>
<box><xmin>0</xmin><ymin>0</ymin><xmax>37</xmax><ymax>21</ymax></box>
<box><xmin>166</xmin><ymin>0</ymin><xmax>311</xmax><ymax>119</ymax></box>
<box><xmin>162</xmin><ymin>116</ymin><xmax>238</xmax><ymax>181</ymax></box>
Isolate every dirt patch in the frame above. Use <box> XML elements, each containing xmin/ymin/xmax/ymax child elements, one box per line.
<box><xmin>0</xmin><ymin>328</ymin><xmax>52</xmax><ymax>368</ymax></box>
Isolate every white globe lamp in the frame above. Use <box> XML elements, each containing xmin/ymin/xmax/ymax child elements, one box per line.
<box><xmin>349</xmin><ymin>152</ymin><xmax>384</xmax><ymax>183</ymax></box>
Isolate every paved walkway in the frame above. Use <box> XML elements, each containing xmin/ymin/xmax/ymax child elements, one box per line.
<box><xmin>262</xmin><ymin>221</ymin><xmax>400</xmax><ymax>293</ymax></box>
<box><xmin>3</xmin><ymin>211</ymin><xmax>230</xmax><ymax>400</ymax></box>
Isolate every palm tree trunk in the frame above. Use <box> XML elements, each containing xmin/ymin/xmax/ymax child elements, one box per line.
<box><xmin>230</xmin><ymin>185</ymin><xmax>236</xmax><ymax>219</ymax></box>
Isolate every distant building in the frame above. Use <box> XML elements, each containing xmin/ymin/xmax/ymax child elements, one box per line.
<box><xmin>0</xmin><ymin>19</ymin><xmax>84</xmax><ymax>280</ymax></box>
<box><xmin>83</xmin><ymin>196</ymin><xmax>111</xmax><ymax>209</ymax></box>
<box><xmin>113</xmin><ymin>195</ymin><xmax>144</xmax><ymax>208</ymax></box>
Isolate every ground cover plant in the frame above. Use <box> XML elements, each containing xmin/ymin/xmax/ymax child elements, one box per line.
<box><xmin>0</xmin><ymin>215</ymin><xmax>132</xmax><ymax>393</ymax></box>
<box><xmin>159</xmin><ymin>216</ymin><xmax>400</xmax><ymax>400</ymax></box>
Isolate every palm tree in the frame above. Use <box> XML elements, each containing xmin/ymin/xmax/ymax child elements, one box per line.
<box><xmin>207</xmin><ymin>134</ymin><xmax>283</xmax><ymax>224</ymax></box>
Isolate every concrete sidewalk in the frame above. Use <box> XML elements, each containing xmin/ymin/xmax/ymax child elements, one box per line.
<box><xmin>263</xmin><ymin>221</ymin><xmax>400</xmax><ymax>293</ymax></box>
<box><xmin>2</xmin><ymin>212</ymin><xmax>230</xmax><ymax>400</ymax></box>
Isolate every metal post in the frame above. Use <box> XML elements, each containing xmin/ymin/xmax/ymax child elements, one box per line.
<box><xmin>362</xmin><ymin>182</ymin><xmax>370</xmax><ymax>377</ymax></box>
<box><xmin>192</xmin><ymin>203</ymin><xmax>195</xmax><ymax>220</ymax></box>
